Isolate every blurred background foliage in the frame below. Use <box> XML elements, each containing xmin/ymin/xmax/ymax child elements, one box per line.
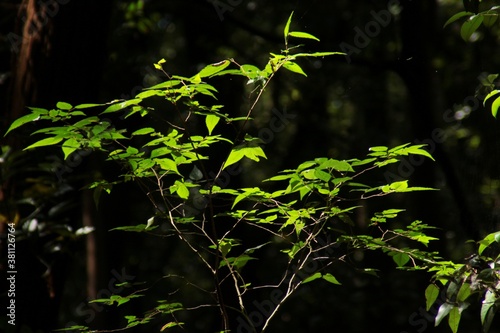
<box><xmin>2</xmin><ymin>0</ymin><xmax>500</xmax><ymax>332</ymax></box>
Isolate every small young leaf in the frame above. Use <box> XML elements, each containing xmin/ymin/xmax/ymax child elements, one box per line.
<box><xmin>302</xmin><ymin>272</ymin><xmax>322</xmax><ymax>284</ymax></box>
<box><xmin>198</xmin><ymin>60</ymin><xmax>231</xmax><ymax>78</ymax></box>
<box><xmin>391</xmin><ymin>252</ymin><xmax>410</xmax><ymax>267</ymax></box>
<box><xmin>62</xmin><ymin>138</ymin><xmax>80</xmax><ymax>159</ymax></box>
<box><xmin>322</xmin><ymin>273</ymin><xmax>341</xmax><ymax>285</ymax></box>
<box><xmin>284</xmin><ymin>12</ymin><xmax>294</xmax><ymax>41</ymax></box>
<box><xmin>57</xmin><ymin>101</ymin><xmax>73</xmax><ymax>110</ymax></box>
<box><xmin>5</xmin><ymin>111</ymin><xmax>44</xmax><ymax>136</ymax></box>
<box><xmin>288</xmin><ymin>31</ymin><xmax>320</xmax><ymax>41</ymax></box>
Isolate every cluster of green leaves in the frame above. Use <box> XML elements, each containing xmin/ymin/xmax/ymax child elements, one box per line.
<box><xmin>444</xmin><ymin>4</ymin><xmax>499</xmax><ymax>41</ymax></box>
<box><xmin>425</xmin><ymin>231</ymin><xmax>500</xmax><ymax>333</ymax></box>
<box><xmin>5</xmin><ymin>13</ymin><xmax>445</xmax><ymax>333</ymax></box>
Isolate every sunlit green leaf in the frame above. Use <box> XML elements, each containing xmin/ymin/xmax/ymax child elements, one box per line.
<box><xmin>198</xmin><ymin>60</ymin><xmax>231</xmax><ymax>78</ymax></box>
<box><xmin>284</xmin><ymin>11</ymin><xmax>294</xmax><ymax>40</ymax></box>
<box><xmin>5</xmin><ymin>111</ymin><xmax>45</xmax><ymax>136</ymax></box>
<box><xmin>288</xmin><ymin>31</ymin><xmax>320</xmax><ymax>41</ymax></box>
<box><xmin>322</xmin><ymin>273</ymin><xmax>341</xmax><ymax>285</ymax></box>
<box><xmin>282</xmin><ymin>61</ymin><xmax>307</xmax><ymax>76</ymax></box>
<box><xmin>24</xmin><ymin>136</ymin><xmax>64</xmax><ymax>150</ymax></box>
<box><xmin>57</xmin><ymin>101</ymin><xmax>73</xmax><ymax>110</ymax></box>
<box><xmin>302</xmin><ymin>272</ymin><xmax>322</xmax><ymax>284</ymax></box>
<box><xmin>206</xmin><ymin>114</ymin><xmax>220</xmax><ymax>135</ymax></box>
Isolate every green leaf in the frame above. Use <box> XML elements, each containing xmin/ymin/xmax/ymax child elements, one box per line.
<box><xmin>24</xmin><ymin>136</ymin><xmax>64</xmax><ymax>150</ymax></box>
<box><xmin>223</xmin><ymin>146</ymin><xmax>267</xmax><ymax>170</ymax></box>
<box><xmin>425</xmin><ymin>284</ymin><xmax>440</xmax><ymax>311</ymax></box>
<box><xmin>448</xmin><ymin>307</ymin><xmax>461</xmax><ymax>333</ymax></box>
<box><xmin>483</xmin><ymin>90</ymin><xmax>500</xmax><ymax>106</ymax></box>
<box><xmin>491</xmin><ymin>96</ymin><xmax>500</xmax><ymax>118</ymax></box>
<box><xmin>56</xmin><ymin>101</ymin><xmax>73</xmax><ymax>110</ymax></box>
<box><xmin>293</xmin><ymin>52</ymin><xmax>345</xmax><ymax>58</ymax></box>
<box><xmin>322</xmin><ymin>273</ymin><xmax>341</xmax><ymax>285</ymax></box>
<box><xmin>198</xmin><ymin>60</ymin><xmax>231</xmax><ymax>78</ymax></box>
<box><xmin>132</xmin><ymin>127</ymin><xmax>155</xmax><ymax>136</ymax></box>
<box><xmin>302</xmin><ymin>272</ymin><xmax>322</xmax><ymax>284</ymax></box>
<box><xmin>435</xmin><ymin>302</ymin><xmax>453</xmax><ymax>326</ymax></box>
<box><xmin>478</xmin><ymin>231</ymin><xmax>500</xmax><ymax>255</ymax></box>
<box><xmin>481</xmin><ymin>290</ymin><xmax>497</xmax><ymax>332</ymax></box>
<box><xmin>5</xmin><ymin>111</ymin><xmax>45</xmax><ymax>136</ymax></box>
<box><xmin>205</xmin><ymin>114</ymin><xmax>220</xmax><ymax>135</ymax></box>
<box><xmin>62</xmin><ymin>138</ymin><xmax>80</xmax><ymax>159</ymax></box>
<box><xmin>391</xmin><ymin>252</ymin><xmax>410</xmax><ymax>267</ymax></box>
<box><xmin>288</xmin><ymin>31</ymin><xmax>320</xmax><ymax>41</ymax></box>
<box><xmin>284</xmin><ymin>12</ymin><xmax>294</xmax><ymax>41</ymax></box>
<box><xmin>282</xmin><ymin>61</ymin><xmax>307</xmax><ymax>76</ymax></box>
<box><xmin>74</xmin><ymin>103</ymin><xmax>104</xmax><ymax>109</ymax></box>
<box><xmin>102</xmin><ymin>99</ymin><xmax>142</xmax><ymax>114</ymax></box>
<box><xmin>175</xmin><ymin>180</ymin><xmax>189</xmax><ymax>200</ymax></box>
<box><xmin>444</xmin><ymin>11</ymin><xmax>474</xmax><ymax>28</ymax></box>
<box><xmin>111</xmin><ymin>224</ymin><xmax>157</xmax><ymax>232</ymax></box>
<box><xmin>460</xmin><ymin>14</ymin><xmax>484</xmax><ymax>41</ymax></box>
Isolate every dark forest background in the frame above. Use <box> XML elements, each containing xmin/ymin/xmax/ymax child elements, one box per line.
<box><xmin>2</xmin><ymin>0</ymin><xmax>500</xmax><ymax>332</ymax></box>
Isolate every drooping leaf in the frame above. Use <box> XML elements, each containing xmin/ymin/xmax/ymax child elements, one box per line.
<box><xmin>62</xmin><ymin>138</ymin><xmax>80</xmax><ymax>159</ymax></box>
<box><xmin>322</xmin><ymin>273</ymin><xmax>341</xmax><ymax>285</ymax></box>
<box><xmin>444</xmin><ymin>11</ymin><xmax>474</xmax><ymax>28</ymax></box>
<box><xmin>425</xmin><ymin>284</ymin><xmax>440</xmax><ymax>311</ymax></box>
<box><xmin>205</xmin><ymin>114</ymin><xmax>220</xmax><ymax>135</ymax></box>
<box><xmin>5</xmin><ymin>111</ymin><xmax>45</xmax><ymax>136</ymax></box>
<box><xmin>483</xmin><ymin>90</ymin><xmax>500</xmax><ymax>106</ymax></box>
<box><xmin>435</xmin><ymin>302</ymin><xmax>453</xmax><ymax>326</ymax></box>
<box><xmin>448</xmin><ymin>306</ymin><xmax>461</xmax><ymax>333</ymax></box>
<box><xmin>282</xmin><ymin>61</ymin><xmax>307</xmax><ymax>76</ymax></box>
